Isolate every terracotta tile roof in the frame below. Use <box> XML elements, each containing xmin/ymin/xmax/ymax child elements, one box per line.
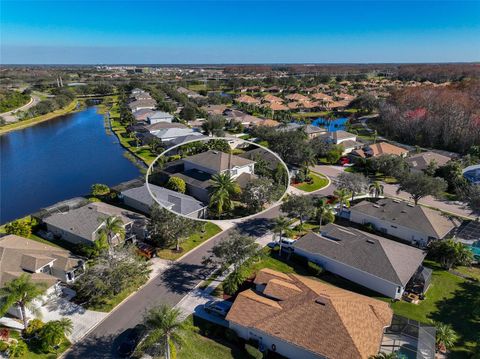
<box><xmin>267</xmin><ymin>102</ymin><xmax>289</xmax><ymax>111</ymax></box>
<box><xmin>311</xmin><ymin>93</ymin><xmax>333</xmax><ymax>102</ymax></box>
<box><xmin>263</xmin><ymin>94</ymin><xmax>284</xmax><ymax>103</ymax></box>
<box><xmin>285</xmin><ymin>93</ymin><xmax>310</xmax><ymax>102</ymax></box>
<box><xmin>257</xmin><ymin>119</ymin><xmax>280</xmax><ymax>127</ymax></box>
<box><xmin>287</xmin><ymin>101</ymin><xmax>299</xmax><ymax>109</ymax></box>
<box><xmin>227</xmin><ymin>269</ymin><xmax>393</xmax><ymax>359</ymax></box>
<box><xmin>236</xmin><ymin>95</ymin><xmax>260</xmax><ymax>105</ymax></box>
<box><xmin>352</xmin><ymin>142</ymin><xmax>409</xmax><ymax>158</ymax></box>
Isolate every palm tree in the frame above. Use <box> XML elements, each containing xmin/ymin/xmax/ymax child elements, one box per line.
<box><xmin>273</xmin><ymin>216</ymin><xmax>290</xmax><ymax>255</ymax></box>
<box><xmin>314</xmin><ymin>198</ymin><xmax>334</xmax><ymax>232</ymax></box>
<box><xmin>333</xmin><ymin>188</ymin><xmax>351</xmax><ymax>216</ymax></box>
<box><xmin>434</xmin><ymin>322</ymin><xmax>458</xmax><ymax>352</ymax></box>
<box><xmin>209</xmin><ymin>173</ymin><xmax>240</xmax><ymax>216</ymax></box>
<box><xmin>369</xmin><ymin>181</ymin><xmax>384</xmax><ymax>198</ymax></box>
<box><xmin>369</xmin><ymin>352</ymin><xmax>398</xmax><ymax>359</ymax></box>
<box><xmin>39</xmin><ymin>318</ymin><xmax>74</xmax><ymax>352</ymax></box>
<box><xmin>143</xmin><ymin>305</ymin><xmax>187</xmax><ymax>359</ymax></box>
<box><xmin>0</xmin><ymin>274</ymin><xmax>46</xmax><ymax>329</ymax></box>
<box><xmin>97</xmin><ymin>215</ymin><xmax>125</xmax><ymax>256</ymax></box>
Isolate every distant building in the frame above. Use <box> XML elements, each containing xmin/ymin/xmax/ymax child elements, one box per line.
<box><xmin>405</xmin><ymin>152</ymin><xmax>452</xmax><ymax>173</ymax></box>
<box><xmin>146</xmin><ymin>111</ymin><xmax>174</xmax><ymax>124</ymax></box>
<box><xmin>128</xmin><ymin>99</ymin><xmax>157</xmax><ymax>112</ymax></box>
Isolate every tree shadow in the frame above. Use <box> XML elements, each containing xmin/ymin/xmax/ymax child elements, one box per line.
<box><xmin>429</xmin><ymin>280</ymin><xmax>480</xmax><ymax>356</ymax></box>
<box><xmin>160</xmin><ymin>262</ymin><xmax>207</xmax><ymax>295</ymax></box>
<box><xmin>237</xmin><ymin>218</ymin><xmax>275</xmax><ymax>237</ymax></box>
<box><xmin>64</xmin><ymin>333</ymin><xmax>118</xmax><ymax>359</ymax></box>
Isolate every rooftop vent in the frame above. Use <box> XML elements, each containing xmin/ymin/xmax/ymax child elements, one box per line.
<box><xmin>366</xmin><ymin>239</ymin><xmax>375</xmax><ymax>244</ymax></box>
<box><xmin>212</xmin><ymin>151</ymin><xmax>218</xmax><ymax>154</ymax></box>
<box><xmin>407</xmin><ymin>203</ymin><xmax>415</xmax><ymax>207</ymax></box>
<box><xmin>373</xmin><ymin>204</ymin><xmax>380</xmax><ymax>208</ymax></box>
<box><xmin>393</xmin><ymin>199</ymin><xmax>401</xmax><ymax>203</ymax></box>
<box><xmin>315</xmin><ymin>299</ymin><xmax>326</xmax><ymax>306</ymax></box>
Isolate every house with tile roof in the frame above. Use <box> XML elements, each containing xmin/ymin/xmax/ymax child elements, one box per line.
<box><xmin>226</xmin><ymin>268</ymin><xmax>393</xmax><ymax>359</ymax></box>
<box><xmin>351</xmin><ymin>142</ymin><xmax>409</xmax><ymax>158</ymax></box>
<box><xmin>293</xmin><ymin>223</ymin><xmax>428</xmax><ymax>299</ymax></box>
<box><xmin>235</xmin><ymin>95</ymin><xmax>260</xmax><ymax>105</ymax></box>
<box><xmin>349</xmin><ymin>198</ymin><xmax>456</xmax><ymax>246</ymax></box>
<box><xmin>405</xmin><ymin>151</ymin><xmax>452</xmax><ymax>173</ymax></box>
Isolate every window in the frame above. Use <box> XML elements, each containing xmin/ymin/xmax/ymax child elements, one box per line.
<box><xmin>397</xmin><ymin>286</ymin><xmax>401</xmax><ymax>293</ymax></box>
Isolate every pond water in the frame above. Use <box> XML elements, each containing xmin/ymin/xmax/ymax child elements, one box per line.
<box><xmin>0</xmin><ymin>106</ymin><xmax>141</xmax><ymax>224</ymax></box>
<box><xmin>312</xmin><ymin>117</ymin><xmax>349</xmax><ymax>132</ymax></box>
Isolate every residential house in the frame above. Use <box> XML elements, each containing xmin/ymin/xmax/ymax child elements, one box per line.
<box><xmin>239</xmin><ymin>148</ymin><xmax>280</xmax><ymax>171</ymax></box>
<box><xmin>128</xmin><ymin>99</ymin><xmax>157</xmax><ymax>112</ymax></box>
<box><xmin>351</xmin><ymin>142</ymin><xmax>408</xmax><ymax>158</ymax></box>
<box><xmin>405</xmin><ymin>151</ymin><xmax>452</xmax><ymax>173</ymax></box>
<box><xmin>235</xmin><ymin>95</ymin><xmax>260</xmax><ymax>106</ymax></box>
<box><xmin>177</xmin><ymin>87</ymin><xmax>204</xmax><ymax>99</ymax></box>
<box><xmin>0</xmin><ymin>234</ymin><xmax>85</xmax><ymax>319</ymax></box>
<box><xmin>146</xmin><ymin>111</ymin><xmax>174</xmax><ymax>124</ymax></box>
<box><xmin>43</xmin><ymin>202</ymin><xmax>148</xmax><ymax>246</ymax></box>
<box><xmin>223</xmin><ymin>109</ymin><xmax>264</xmax><ymax>127</ymax></box>
<box><xmin>226</xmin><ymin>268</ymin><xmax>393</xmax><ymax>359</ymax></box>
<box><xmin>121</xmin><ymin>183</ymin><xmax>207</xmax><ymax>219</ymax></box>
<box><xmin>293</xmin><ymin>224</ymin><xmax>428</xmax><ymax>299</ymax></box>
<box><xmin>285</xmin><ymin>93</ymin><xmax>309</xmax><ymax>102</ymax></box>
<box><xmin>132</xmin><ymin>108</ymin><xmax>156</xmax><ymax>123</ymax></box>
<box><xmin>320</xmin><ymin>130</ymin><xmax>362</xmax><ymax>154</ymax></box>
<box><xmin>349</xmin><ymin>198</ymin><xmax>456</xmax><ymax>246</ymax></box>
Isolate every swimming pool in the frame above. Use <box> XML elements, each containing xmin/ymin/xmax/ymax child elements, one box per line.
<box><xmin>468</xmin><ymin>241</ymin><xmax>480</xmax><ymax>257</ymax></box>
<box><xmin>312</xmin><ymin>117</ymin><xmax>348</xmax><ymax>132</ymax></box>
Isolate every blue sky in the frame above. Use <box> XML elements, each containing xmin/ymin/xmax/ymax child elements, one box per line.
<box><xmin>2</xmin><ymin>0</ymin><xmax>479</xmax><ymax>64</ymax></box>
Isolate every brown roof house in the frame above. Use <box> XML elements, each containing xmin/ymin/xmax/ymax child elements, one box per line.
<box><xmin>352</xmin><ymin>142</ymin><xmax>408</xmax><ymax>158</ymax></box>
<box><xmin>350</xmin><ymin>198</ymin><xmax>456</xmax><ymax>247</ymax></box>
<box><xmin>0</xmin><ymin>234</ymin><xmax>85</xmax><ymax>320</ymax></box>
<box><xmin>405</xmin><ymin>151</ymin><xmax>452</xmax><ymax>173</ymax></box>
<box><xmin>226</xmin><ymin>268</ymin><xmax>393</xmax><ymax>359</ymax></box>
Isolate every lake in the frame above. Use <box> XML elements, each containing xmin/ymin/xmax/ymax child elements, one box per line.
<box><xmin>312</xmin><ymin>117</ymin><xmax>348</xmax><ymax>132</ymax></box>
<box><xmin>0</xmin><ymin>106</ymin><xmax>141</xmax><ymax>224</ymax></box>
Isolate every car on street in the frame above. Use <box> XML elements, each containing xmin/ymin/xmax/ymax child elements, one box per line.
<box><xmin>204</xmin><ymin>300</ymin><xmax>232</xmax><ymax>318</ymax></box>
<box><xmin>117</xmin><ymin>324</ymin><xmax>147</xmax><ymax>357</ymax></box>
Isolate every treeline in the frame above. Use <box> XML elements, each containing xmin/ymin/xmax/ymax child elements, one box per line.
<box><xmin>21</xmin><ymin>88</ymin><xmax>75</xmax><ymax>120</ymax></box>
<box><xmin>378</xmin><ymin>80</ymin><xmax>480</xmax><ymax>153</ymax></box>
<box><xmin>0</xmin><ymin>90</ymin><xmax>30</xmax><ymax>112</ymax></box>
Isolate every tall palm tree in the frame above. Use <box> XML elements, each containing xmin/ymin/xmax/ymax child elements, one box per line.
<box><xmin>0</xmin><ymin>274</ymin><xmax>46</xmax><ymax>329</ymax></box>
<box><xmin>369</xmin><ymin>181</ymin><xmax>384</xmax><ymax>198</ymax></box>
<box><xmin>209</xmin><ymin>173</ymin><xmax>240</xmax><ymax>216</ymax></box>
<box><xmin>273</xmin><ymin>216</ymin><xmax>290</xmax><ymax>255</ymax></box>
<box><xmin>314</xmin><ymin>198</ymin><xmax>334</xmax><ymax>232</ymax></box>
<box><xmin>434</xmin><ymin>322</ymin><xmax>458</xmax><ymax>352</ymax></box>
<box><xmin>333</xmin><ymin>188</ymin><xmax>351</xmax><ymax>216</ymax></box>
<box><xmin>97</xmin><ymin>215</ymin><xmax>125</xmax><ymax>256</ymax></box>
<box><xmin>39</xmin><ymin>318</ymin><xmax>74</xmax><ymax>352</ymax></box>
<box><xmin>143</xmin><ymin>305</ymin><xmax>187</xmax><ymax>359</ymax></box>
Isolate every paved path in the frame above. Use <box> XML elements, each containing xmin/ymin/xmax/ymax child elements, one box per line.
<box><xmin>0</xmin><ymin>95</ymin><xmax>40</xmax><ymax>123</ymax></box>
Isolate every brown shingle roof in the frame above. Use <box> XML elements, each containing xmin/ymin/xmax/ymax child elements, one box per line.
<box><xmin>227</xmin><ymin>269</ymin><xmax>393</xmax><ymax>359</ymax></box>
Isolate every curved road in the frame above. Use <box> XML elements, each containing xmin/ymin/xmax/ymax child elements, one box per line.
<box><xmin>65</xmin><ymin>185</ymin><xmax>334</xmax><ymax>358</ymax></box>
<box><xmin>0</xmin><ymin>95</ymin><xmax>41</xmax><ymax>123</ymax></box>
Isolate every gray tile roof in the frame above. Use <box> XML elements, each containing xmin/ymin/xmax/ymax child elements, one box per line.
<box><xmin>122</xmin><ymin>183</ymin><xmax>206</xmax><ymax>216</ymax></box>
<box><xmin>294</xmin><ymin>224</ymin><xmax>426</xmax><ymax>286</ymax></box>
<box><xmin>183</xmin><ymin>150</ymin><xmax>255</xmax><ymax>173</ymax></box>
<box><xmin>406</xmin><ymin>152</ymin><xmax>451</xmax><ymax>171</ymax></box>
<box><xmin>350</xmin><ymin>199</ymin><xmax>455</xmax><ymax>239</ymax></box>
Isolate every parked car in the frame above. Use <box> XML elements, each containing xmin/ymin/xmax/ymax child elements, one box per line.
<box><xmin>279</xmin><ymin>237</ymin><xmax>296</xmax><ymax>248</ymax></box>
<box><xmin>339</xmin><ymin>157</ymin><xmax>350</xmax><ymax>166</ymax></box>
<box><xmin>136</xmin><ymin>242</ymin><xmax>157</xmax><ymax>259</ymax></box>
<box><xmin>117</xmin><ymin>324</ymin><xmax>147</xmax><ymax>357</ymax></box>
<box><xmin>204</xmin><ymin>300</ymin><xmax>232</xmax><ymax>318</ymax></box>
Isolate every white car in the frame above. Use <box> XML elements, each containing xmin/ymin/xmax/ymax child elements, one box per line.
<box><xmin>279</xmin><ymin>237</ymin><xmax>296</xmax><ymax>247</ymax></box>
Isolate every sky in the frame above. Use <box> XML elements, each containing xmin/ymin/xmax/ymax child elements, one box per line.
<box><xmin>1</xmin><ymin>0</ymin><xmax>479</xmax><ymax>64</ymax></box>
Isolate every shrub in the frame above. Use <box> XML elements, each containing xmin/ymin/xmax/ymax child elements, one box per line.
<box><xmin>168</xmin><ymin>155</ymin><xmax>182</xmax><ymax>162</ymax></box>
<box><xmin>25</xmin><ymin>319</ymin><xmax>44</xmax><ymax>337</ymax></box>
<box><xmin>225</xmin><ymin>328</ymin><xmax>240</xmax><ymax>344</ymax></box>
<box><xmin>245</xmin><ymin>343</ymin><xmax>263</xmax><ymax>359</ymax></box>
<box><xmin>223</xmin><ymin>269</ymin><xmax>247</xmax><ymax>295</ymax></box>
<box><xmin>0</xmin><ymin>341</ymin><xmax>9</xmax><ymax>352</ymax></box>
<box><xmin>91</xmin><ymin>183</ymin><xmax>110</xmax><ymax>197</ymax></box>
<box><xmin>166</xmin><ymin>176</ymin><xmax>186</xmax><ymax>194</ymax></box>
<box><xmin>4</xmin><ymin>219</ymin><xmax>32</xmax><ymax>237</ymax></box>
<box><xmin>307</xmin><ymin>261</ymin><xmax>324</xmax><ymax>276</ymax></box>
<box><xmin>7</xmin><ymin>339</ymin><xmax>27</xmax><ymax>357</ymax></box>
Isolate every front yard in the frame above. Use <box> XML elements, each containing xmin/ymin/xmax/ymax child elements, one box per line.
<box><xmin>294</xmin><ymin>172</ymin><xmax>329</xmax><ymax>192</ymax></box>
<box><xmin>156</xmin><ymin>222</ymin><xmax>222</xmax><ymax>261</ymax></box>
<box><xmin>1</xmin><ymin>330</ymin><xmax>70</xmax><ymax>359</ymax></box>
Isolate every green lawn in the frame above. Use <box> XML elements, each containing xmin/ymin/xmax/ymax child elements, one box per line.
<box><xmin>295</xmin><ymin>172</ymin><xmax>329</xmax><ymax>192</ymax></box>
<box><xmin>292</xmin><ymin>111</ymin><xmax>329</xmax><ymax>119</ymax></box>
<box><xmin>177</xmin><ymin>317</ymin><xmax>245</xmax><ymax>359</ymax></box>
<box><xmin>156</xmin><ymin>222</ymin><xmax>222</xmax><ymax>261</ymax></box>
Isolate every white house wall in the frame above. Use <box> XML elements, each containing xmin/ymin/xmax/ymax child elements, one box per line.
<box><xmin>293</xmin><ymin>247</ymin><xmax>403</xmax><ymax>299</ymax></box>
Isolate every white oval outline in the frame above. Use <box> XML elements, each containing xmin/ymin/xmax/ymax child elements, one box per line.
<box><xmin>145</xmin><ymin>136</ymin><xmax>291</xmax><ymax>223</ymax></box>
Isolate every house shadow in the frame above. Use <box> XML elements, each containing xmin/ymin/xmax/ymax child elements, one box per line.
<box><xmin>429</xmin><ymin>280</ymin><xmax>480</xmax><ymax>357</ymax></box>
<box><xmin>160</xmin><ymin>262</ymin><xmax>206</xmax><ymax>295</ymax></box>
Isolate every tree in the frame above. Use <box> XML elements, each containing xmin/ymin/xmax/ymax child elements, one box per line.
<box><xmin>223</xmin><ymin>269</ymin><xmax>247</xmax><ymax>295</ymax></box>
<box><xmin>241</xmin><ymin>177</ymin><xmax>280</xmax><ymax>213</ymax></box>
<box><xmin>325</xmin><ymin>145</ymin><xmax>343</xmax><ymax>164</ymax></box>
<box><xmin>141</xmin><ymin>305</ymin><xmax>187</xmax><ymax>359</ymax></box>
<box><xmin>97</xmin><ymin>216</ymin><xmax>125</xmax><ymax>256</ymax></box>
<box><xmin>397</xmin><ymin>172</ymin><xmax>447</xmax><ymax>205</ymax></box>
<box><xmin>333</xmin><ymin>188</ymin><xmax>351</xmax><ymax>215</ymax></box>
<box><xmin>434</xmin><ymin>322</ymin><xmax>458</xmax><ymax>352</ymax></box>
<box><xmin>38</xmin><ymin>318</ymin><xmax>73</xmax><ymax>353</ymax></box>
<box><xmin>436</xmin><ymin>161</ymin><xmax>467</xmax><ymax>194</ymax></box>
<box><xmin>349</xmin><ymin>93</ymin><xmax>378</xmax><ymax>114</ymax></box>
<box><xmin>74</xmin><ymin>247</ymin><xmax>151</xmax><ymax>307</ymax></box>
<box><xmin>148</xmin><ymin>205</ymin><xmax>199</xmax><ymax>251</ymax></box>
<box><xmin>201</xmin><ymin>114</ymin><xmax>225</xmax><ymax>136</ymax></box>
<box><xmin>368</xmin><ymin>155</ymin><xmax>408</xmax><ymax>178</ymax></box>
<box><xmin>179</xmin><ymin>105</ymin><xmax>196</xmax><ymax>122</ymax></box>
<box><xmin>209</xmin><ymin>173</ymin><xmax>240</xmax><ymax>216</ymax></box>
<box><xmin>7</xmin><ymin>339</ymin><xmax>27</xmax><ymax>357</ymax></box>
<box><xmin>429</xmin><ymin>239</ymin><xmax>474</xmax><ymax>269</ymax></box>
<box><xmin>280</xmin><ymin>195</ymin><xmax>315</xmax><ymax>225</ymax></box>
<box><xmin>207</xmin><ymin>230</ymin><xmax>258</xmax><ymax>272</ymax></box>
<box><xmin>4</xmin><ymin>219</ymin><xmax>32</xmax><ymax>237</ymax></box>
<box><xmin>314</xmin><ymin>198</ymin><xmax>335</xmax><ymax>231</ymax></box>
<box><xmin>273</xmin><ymin>216</ymin><xmax>290</xmax><ymax>255</ymax></box>
<box><xmin>424</xmin><ymin>159</ymin><xmax>438</xmax><ymax>176</ymax></box>
<box><xmin>0</xmin><ymin>275</ymin><xmax>46</xmax><ymax>329</ymax></box>
<box><xmin>166</xmin><ymin>176</ymin><xmax>186</xmax><ymax>194</ymax></box>
<box><xmin>91</xmin><ymin>183</ymin><xmax>110</xmax><ymax>197</ymax></box>
<box><xmin>369</xmin><ymin>353</ymin><xmax>398</xmax><ymax>359</ymax></box>
<box><xmin>336</xmin><ymin>172</ymin><xmax>369</xmax><ymax>200</ymax></box>
<box><xmin>369</xmin><ymin>181</ymin><xmax>384</xmax><ymax>198</ymax></box>
<box><xmin>464</xmin><ymin>185</ymin><xmax>480</xmax><ymax>219</ymax></box>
